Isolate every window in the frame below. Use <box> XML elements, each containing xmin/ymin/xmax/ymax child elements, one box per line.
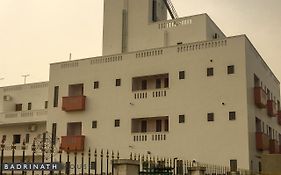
<box><xmin>179</xmin><ymin>71</ymin><xmax>185</xmax><ymax>79</ymax></box>
<box><xmin>45</xmin><ymin>101</ymin><xmax>48</xmax><ymax>109</ymax></box>
<box><xmin>52</xmin><ymin>123</ymin><xmax>57</xmax><ymax>145</ymax></box>
<box><xmin>25</xmin><ymin>134</ymin><xmax>30</xmax><ymax>143</ymax></box>
<box><xmin>258</xmin><ymin>162</ymin><xmax>262</xmax><ymax>172</ymax></box>
<box><xmin>207</xmin><ymin>68</ymin><xmax>214</xmax><ymax>76</ymax></box>
<box><xmin>92</xmin><ymin>121</ymin><xmax>97</xmax><ymax>128</ymax></box>
<box><xmin>164</xmin><ymin>78</ymin><xmax>169</xmax><ymax>88</ymax></box>
<box><xmin>15</xmin><ymin>104</ymin><xmax>22</xmax><ymax>111</ymax></box>
<box><xmin>53</xmin><ymin>86</ymin><xmax>59</xmax><ymax>107</ymax></box>
<box><xmin>156</xmin><ymin>120</ymin><xmax>162</xmax><ymax>132</ymax></box>
<box><xmin>94</xmin><ymin>81</ymin><xmax>99</xmax><ymax>89</ymax></box>
<box><xmin>141</xmin><ymin>80</ymin><xmax>147</xmax><ymax>90</ymax></box>
<box><xmin>255</xmin><ymin>118</ymin><xmax>262</xmax><ymax>132</ymax></box>
<box><xmin>179</xmin><ymin>115</ymin><xmax>185</xmax><ymax>123</ymax></box>
<box><xmin>28</xmin><ymin>102</ymin><xmax>32</xmax><ymax>110</ymax></box>
<box><xmin>13</xmin><ymin>134</ymin><xmax>21</xmax><ymax>144</ymax></box>
<box><xmin>207</xmin><ymin>113</ymin><xmax>214</xmax><ymax>122</ymax></box>
<box><xmin>230</xmin><ymin>159</ymin><xmax>237</xmax><ymax>172</ymax></box>
<box><xmin>152</xmin><ymin>0</ymin><xmax>157</xmax><ymax>22</ymax></box>
<box><xmin>229</xmin><ymin>111</ymin><xmax>236</xmax><ymax>120</ymax></box>
<box><xmin>115</xmin><ymin>119</ymin><xmax>120</xmax><ymax>127</ymax></box>
<box><xmin>227</xmin><ymin>65</ymin><xmax>235</xmax><ymax>74</ymax></box>
<box><xmin>156</xmin><ymin>79</ymin><xmax>161</xmax><ymax>89</ymax></box>
<box><xmin>115</xmin><ymin>79</ymin><xmax>121</xmax><ymax>86</ymax></box>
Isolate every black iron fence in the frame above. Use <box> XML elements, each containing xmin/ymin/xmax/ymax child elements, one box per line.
<box><xmin>0</xmin><ymin>139</ymin><xmax>119</xmax><ymax>175</ymax></box>
<box><xmin>0</xmin><ymin>135</ymin><xmax>253</xmax><ymax>175</ymax></box>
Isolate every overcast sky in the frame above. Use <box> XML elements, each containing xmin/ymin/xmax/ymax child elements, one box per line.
<box><xmin>0</xmin><ymin>0</ymin><xmax>281</xmax><ymax>87</ymax></box>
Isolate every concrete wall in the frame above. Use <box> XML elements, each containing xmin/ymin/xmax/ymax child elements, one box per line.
<box><xmin>48</xmin><ymin>35</ymin><xmax>251</xmax><ymax>169</ymax></box>
<box><xmin>0</xmin><ymin>82</ymin><xmax>49</xmax><ymax>156</ymax></box>
<box><xmin>0</xmin><ymin>82</ymin><xmax>49</xmax><ymax>112</ymax></box>
<box><xmin>245</xmin><ymin>37</ymin><xmax>281</xmax><ymax>172</ymax></box>
<box><xmin>102</xmin><ymin>0</ymin><xmax>225</xmax><ymax>56</ymax></box>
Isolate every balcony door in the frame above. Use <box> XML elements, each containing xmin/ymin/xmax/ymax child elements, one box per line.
<box><xmin>69</xmin><ymin>84</ymin><xmax>84</xmax><ymax>96</ymax></box>
<box><xmin>141</xmin><ymin>120</ymin><xmax>147</xmax><ymax>133</ymax></box>
<box><xmin>67</xmin><ymin>122</ymin><xmax>82</xmax><ymax>136</ymax></box>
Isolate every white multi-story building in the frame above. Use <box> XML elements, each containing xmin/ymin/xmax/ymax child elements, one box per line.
<box><xmin>0</xmin><ymin>82</ymin><xmax>48</xmax><ymax>162</ymax></box>
<box><xmin>1</xmin><ymin>0</ymin><xmax>281</xmax><ymax>173</ymax></box>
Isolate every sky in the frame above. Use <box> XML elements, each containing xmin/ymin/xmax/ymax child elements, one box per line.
<box><xmin>0</xmin><ymin>0</ymin><xmax>281</xmax><ymax>87</ymax></box>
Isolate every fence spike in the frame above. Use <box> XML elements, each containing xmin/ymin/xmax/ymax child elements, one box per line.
<box><xmin>101</xmin><ymin>149</ymin><xmax>103</xmax><ymax>158</ymax></box>
<box><xmin>112</xmin><ymin>151</ymin><xmax>114</xmax><ymax>159</ymax></box>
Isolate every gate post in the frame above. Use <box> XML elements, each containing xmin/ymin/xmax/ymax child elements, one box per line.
<box><xmin>112</xmin><ymin>159</ymin><xmax>139</xmax><ymax>175</ymax></box>
<box><xmin>187</xmin><ymin>166</ymin><xmax>206</xmax><ymax>175</ymax></box>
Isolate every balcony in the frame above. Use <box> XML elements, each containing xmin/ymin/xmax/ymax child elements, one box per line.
<box><xmin>60</xmin><ymin>135</ymin><xmax>85</xmax><ymax>152</ymax></box>
<box><xmin>269</xmin><ymin>139</ymin><xmax>279</xmax><ymax>154</ymax></box>
<box><xmin>267</xmin><ymin>100</ymin><xmax>277</xmax><ymax>117</ymax></box>
<box><xmin>133</xmin><ymin>89</ymin><xmax>168</xmax><ymax>99</ymax></box>
<box><xmin>0</xmin><ymin>109</ymin><xmax>47</xmax><ymax>126</ymax></box>
<box><xmin>254</xmin><ymin>87</ymin><xmax>267</xmax><ymax>108</ymax></box>
<box><xmin>277</xmin><ymin>111</ymin><xmax>281</xmax><ymax>125</ymax></box>
<box><xmin>132</xmin><ymin>132</ymin><xmax>168</xmax><ymax>142</ymax></box>
<box><xmin>256</xmin><ymin>132</ymin><xmax>269</xmax><ymax>151</ymax></box>
<box><xmin>62</xmin><ymin>96</ymin><xmax>86</xmax><ymax>112</ymax></box>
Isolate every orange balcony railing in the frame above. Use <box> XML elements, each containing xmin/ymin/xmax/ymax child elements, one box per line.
<box><xmin>267</xmin><ymin>100</ymin><xmax>277</xmax><ymax>117</ymax></box>
<box><xmin>62</xmin><ymin>96</ymin><xmax>86</xmax><ymax>112</ymax></box>
<box><xmin>256</xmin><ymin>132</ymin><xmax>269</xmax><ymax>151</ymax></box>
<box><xmin>60</xmin><ymin>135</ymin><xmax>85</xmax><ymax>152</ymax></box>
<box><xmin>277</xmin><ymin>111</ymin><xmax>281</xmax><ymax>125</ymax></box>
<box><xmin>269</xmin><ymin>139</ymin><xmax>279</xmax><ymax>154</ymax></box>
<box><xmin>254</xmin><ymin>87</ymin><xmax>267</xmax><ymax>108</ymax></box>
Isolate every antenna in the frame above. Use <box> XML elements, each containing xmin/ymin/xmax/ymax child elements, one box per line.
<box><xmin>69</xmin><ymin>53</ymin><xmax>72</xmax><ymax>61</ymax></box>
<box><xmin>21</xmin><ymin>74</ymin><xmax>30</xmax><ymax>84</ymax></box>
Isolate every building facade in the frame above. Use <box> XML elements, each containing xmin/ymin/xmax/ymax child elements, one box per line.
<box><xmin>0</xmin><ymin>82</ymin><xmax>48</xmax><ymax>162</ymax></box>
<box><xmin>1</xmin><ymin>0</ymin><xmax>281</xmax><ymax>173</ymax></box>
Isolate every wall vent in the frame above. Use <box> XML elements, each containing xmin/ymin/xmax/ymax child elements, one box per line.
<box><xmin>27</xmin><ymin>125</ymin><xmax>37</xmax><ymax>132</ymax></box>
<box><xmin>3</xmin><ymin>95</ymin><xmax>12</xmax><ymax>101</ymax></box>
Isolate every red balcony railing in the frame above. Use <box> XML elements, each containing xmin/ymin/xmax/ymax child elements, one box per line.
<box><xmin>267</xmin><ymin>100</ymin><xmax>277</xmax><ymax>117</ymax></box>
<box><xmin>62</xmin><ymin>96</ymin><xmax>86</xmax><ymax>112</ymax></box>
<box><xmin>60</xmin><ymin>135</ymin><xmax>85</xmax><ymax>152</ymax></box>
<box><xmin>254</xmin><ymin>87</ymin><xmax>267</xmax><ymax>108</ymax></box>
<box><xmin>277</xmin><ymin>111</ymin><xmax>281</xmax><ymax>125</ymax></box>
<box><xmin>256</xmin><ymin>132</ymin><xmax>269</xmax><ymax>151</ymax></box>
<box><xmin>269</xmin><ymin>139</ymin><xmax>279</xmax><ymax>154</ymax></box>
